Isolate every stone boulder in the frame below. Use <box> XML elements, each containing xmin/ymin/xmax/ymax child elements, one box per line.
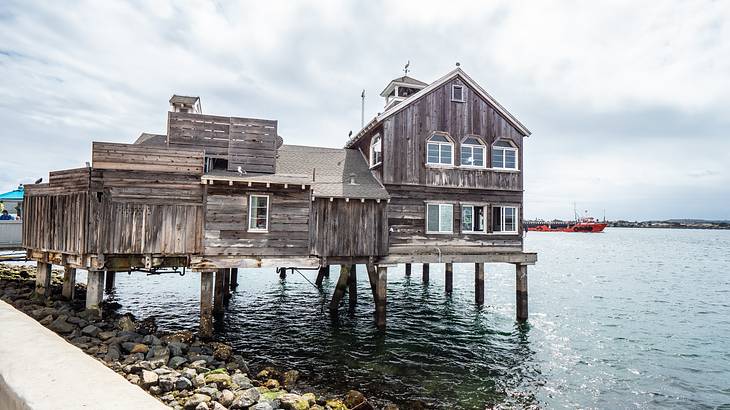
<box><xmin>279</xmin><ymin>393</ymin><xmax>310</xmax><ymax>410</ymax></box>
<box><xmin>343</xmin><ymin>390</ymin><xmax>366</xmax><ymax>409</ymax></box>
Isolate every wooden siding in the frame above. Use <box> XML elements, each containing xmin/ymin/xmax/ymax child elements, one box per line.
<box><xmin>309</xmin><ymin>198</ymin><xmax>388</xmax><ymax>257</ymax></box>
<box><xmin>92</xmin><ymin>142</ymin><xmax>204</xmax><ymax>174</ymax></box>
<box><xmin>204</xmin><ymin>185</ymin><xmax>310</xmax><ymax>257</ymax></box>
<box><xmin>356</xmin><ymin>78</ymin><xmax>524</xmax><ymax>191</ymax></box>
<box><xmin>386</xmin><ymin>184</ymin><xmax>523</xmax><ymax>251</ymax></box>
<box><xmin>22</xmin><ymin>192</ymin><xmax>89</xmax><ymax>254</ymax></box>
<box><xmin>167</xmin><ymin>112</ymin><xmax>278</xmax><ymax>174</ymax></box>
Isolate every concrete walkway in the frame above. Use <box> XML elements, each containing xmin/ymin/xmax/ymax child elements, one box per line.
<box><xmin>0</xmin><ymin>300</ymin><xmax>168</xmax><ymax>410</ymax></box>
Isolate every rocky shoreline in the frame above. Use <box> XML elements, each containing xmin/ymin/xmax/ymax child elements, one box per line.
<box><xmin>0</xmin><ymin>263</ymin><xmax>395</xmax><ymax>410</ymax></box>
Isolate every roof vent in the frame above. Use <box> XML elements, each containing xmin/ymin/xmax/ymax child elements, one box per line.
<box><xmin>349</xmin><ymin>173</ymin><xmax>358</xmax><ymax>185</ymax></box>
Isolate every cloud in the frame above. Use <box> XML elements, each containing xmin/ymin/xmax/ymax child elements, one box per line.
<box><xmin>0</xmin><ymin>0</ymin><xmax>728</xmax><ymax>219</ymax></box>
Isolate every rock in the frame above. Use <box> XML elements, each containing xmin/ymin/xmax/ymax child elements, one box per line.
<box><xmin>310</xmin><ymin>405</ymin><xmax>325</xmax><ymax>410</ymax></box>
<box><xmin>167</xmin><ymin>341</ymin><xmax>187</xmax><ymax>357</ymax></box>
<box><xmin>131</xmin><ymin>343</ymin><xmax>150</xmax><ymax>354</ymax></box>
<box><xmin>81</xmin><ymin>324</ymin><xmax>100</xmax><ymax>337</ymax></box>
<box><xmin>195</xmin><ymin>403</ymin><xmax>210</xmax><ymax>410</ymax></box>
<box><xmin>193</xmin><ymin>374</ymin><xmax>206</xmax><ymax>388</ymax></box>
<box><xmin>185</xmin><ymin>394</ymin><xmax>212</xmax><ymax>410</ymax></box>
<box><xmin>175</xmin><ymin>377</ymin><xmax>193</xmax><ymax>391</ymax></box>
<box><xmin>251</xmin><ymin>403</ymin><xmax>274</xmax><ymax>410</ymax></box>
<box><xmin>325</xmin><ymin>399</ymin><xmax>348</xmax><ymax>410</ymax></box>
<box><xmin>231</xmin><ymin>387</ymin><xmax>260</xmax><ymax>409</ymax></box>
<box><xmin>136</xmin><ymin>316</ymin><xmax>157</xmax><ymax>335</ymax></box>
<box><xmin>104</xmin><ymin>344</ymin><xmax>121</xmax><ymax>362</ymax></box>
<box><xmin>211</xmin><ymin>342</ymin><xmax>232</xmax><ymax>361</ymax></box>
<box><xmin>205</xmin><ymin>372</ymin><xmax>232</xmax><ymax>389</ymax></box>
<box><xmin>182</xmin><ymin>368</ymin><xmax>197</xmax><ymax>380</ymax></box>
<box><xmin>279</xmin><ymin>393</ymin><xmax>310</xmax><ymax>410</ymax></box>
<box><xmin>123</xmin><ymin>353</ymin><xmax>145</xmax><ymax>364</ymax></box>
<box><xmin>383</xmin><ymin>404</ymin><xmax>399</xmax><ymax>410</ymax></box>
<box><xmin>190</xmin><ymin>359</ymin><xmax>210</xmax><ymax>373</ymax></box>
<box><xmin>39</xmin><ymin>314</ymin><xmax>54</xmax><ymax>325</ymax></box>
<box><xmin>117</xmin><ymin>315</ymin><xmax>136</xmax><ymax>332</ymax></box>
<box><xmin>219</xmin><ymin>389</ymin><xmax>235</xmax><ymax>407</ymax></box>
<box><xmin>209</xmin><ymin>402</ymin><xmax>226</xmax><ymax>410</ymax></box>
<box><xmin>343</xmin><ymin>390</ymin><xmax>366</xmax><ymax>409</ymax></box>
<box><xmin>98</xmin><ymin>330</ymin><xmax>116</xmax><ymax>341</ymax></box>
<box><xmin>197</xmin><ymin>386</ymin><xmax>220</xmax><ymax>400</ymax></box>
<box><xmin>283</xmin><ymin>370</ymin><xmax>300</xmax><ymax>388</ymax></box>
<box><xmin>162</xmin><ymin>330</ymin><xmax>195</xmax><ymax>344</ymax></box>
<box><xmin>231</xmin><ymin>373</ymin><xmax>252</xmax><ymax>389</ymax></box>
<box><xmin>141</xmin><ymin>369</ymin><xmax>159</xmax><ymax>387</ymax></box>
<box><xmin>302</xmin><ymin>393</ymin><xmax>316</xmax><ymax>406</ymax></box>
<box><xmin>169</xmin><ymin>356</ymin><xmax>188</xmax><ymax>369</ymax></box>
<box><xmin>149</xmin><ymin>385</ymin><xmax>162</xmax><ymax>395</ymax></box>
<box><xmin>265</xmin><ymin>378</ymin><xmax>280</xmax><ymax>390</ymax></box>
<box><xmin>121</xmin><ymin>342</ymin><xmax>138</xmax><ymax>353</ymax></box>
<box><xmin>159</xmin><ymin>376</ymin><xmax>175</xmax><ymax>392</ymax></box>
<box><xmin>49</xmin><ymin>317</ymin><xmax>75</xmax><ymax>333</ymax></box>
<box><xmin>127</xmin><ymin>374</ymin><xmax>141</xmax><ymax>385</ymax></box>
<box><xmin>142</xmin><ymin>334</ymin><xmax>161</xmax><ymax>345</ymax></box>
<box><xmin>230</xmin><ymin>355</ymin><xmax>250</xmax><ymax>374</ymax></box>
<box><xmin>146</xmin><ymin>345</ymin><xmax>170</xmax><ymax>361</ymax></box>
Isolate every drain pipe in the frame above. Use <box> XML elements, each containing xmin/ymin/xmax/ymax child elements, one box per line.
<box><xmin>435</xmin><ymin>247</ymin><xmax>442</xmax><ymax>263</ymax></box>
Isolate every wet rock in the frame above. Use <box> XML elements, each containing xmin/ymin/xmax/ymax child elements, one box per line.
<box><xmin>265</xmin><ymin>378</ymin><xmax>280</xmax><ymax>390</ymax></box>
<box><xmin>136</xmin><ymin>316</ymin><xmax>157</xmax><ymax>335</ymax></box>
<box><xmin>167</xmin><ymin>341</ymin><xmax>187</xmax><ymax>357</ymax></box>
<box><xmin>162</xmin><ymin>330</ymin><xmax>195</xmax><ymax>344</ymax></box>
<box><xmin>175</xmin><ymin>377</ymin><xmax>193</xmax><ymax>391</ymax></box>
<box><xmin>383</xmin><ymin>404</ymin><xmax>399</xmax><ymax>410</ymax></box>
<box><xmin>231</xmin><ymin>373</ymin><xmax>252</xmax><ymax>389</ymax></box>
<box><xmin>211</xmin><ymin>342</ymin><xmax>232</xmax><ymax>361</ymax></box>
<box><xmin>142</xmin><ymin>334</ymin><xmax>161</xmax><ymax>345</ymax></box>
<box><xmin>343</xmin><ymin>390</ymin><xmax>366</xmax><ymax>409</ymax></box>
<box><xmin>117</xmin><ymin>315</ymin><xmax>136</xmax><ymax>332</ymax></box>
<box><xmin>49</xmin><ymin>317</ymin><xmax>75</xmax><ymax>333</ymax></box>
<box><xmin>169</xmin><ymin>356</ymin><xmax>188</xmax><ymax>369</ymax></box>
<box><xmin>283</xmin><ymin>370</ymin><xmax>300</xmax><ymax>388</ymax></box>
<box><xmin>279</xmin><ymin>393</ymin><xmax>310</xmax><ymax>410</ymax></box>
<box><xmin>219</xmin><ymin>389</ymin><xmax>235</xmax><ymax>407</ymax></box>
<box><xmin>81</xmin><ymin>324</ymin><xmax>100</xmax><ymax>337</ymax></box>
<box><xmin>141</xmin><ymin>369</ymin><xmax>159</xmax><ymax>387</ymax></box>
<box><xmin>185</xmin><ymin>393</ymin><xmax>212</xmax><ymax>410</ymax></box>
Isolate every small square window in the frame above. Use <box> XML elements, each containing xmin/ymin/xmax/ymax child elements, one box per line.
<box><xmin>452</xmin><ymin>85</ymin><xmax>464</xmax><ymax>102</ymax></box>
<box><xmin>426</xmin><ymin>203</ymin><xmax>453</xmax><ymax>233</ymax></box>
<box><xmin>248</xmin><ymin>195</ymin><xmax>269</xmax><ymax>232</ymax></box>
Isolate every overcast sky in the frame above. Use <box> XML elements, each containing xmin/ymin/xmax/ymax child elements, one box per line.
<box><xmin>1</xmin><ymin>1</ymin><xmax>728</xmax><ymax>220</ymax></box>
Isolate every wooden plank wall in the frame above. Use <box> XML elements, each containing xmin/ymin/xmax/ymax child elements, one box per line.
<box><xmin>386</xmin><ymin>185</ymin><xmax>523</xmax><ymax>250</ymax></box>
<box><xmin>204</xmin><ymin>185</ymin><xmax>310</xmax><ymax>257</ymax></box>
<box><xmin>167</xmin><ymin>112</ymin><xmax>278</xmax><ymax>173</ymax></box>
<box><xmin>92</xmin><ymin>142</ymin><xmax>204</xmax><ymax>174</ymax></box>
<box><xmin>309</xmin><ymin>198</ymin><xmax>388</xmax><ymax>257</ymax></box>
<box><xmin>355</xmin><ymin>77</ymin><xmax>524</xmax><ymax>191</ymax></box>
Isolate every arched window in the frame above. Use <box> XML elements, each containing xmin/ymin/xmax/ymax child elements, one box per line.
<box><xmin>426</xmin><ymin>133</ymin><xmax>454</xmax><ymax>166</ymax></box>
<box><xmin>460</xmin><ymin>136</ymin><xmax>486</xmax><ymax>168</ymax></box>
<box><xmin>370</xmin><ymin>134</ymin><xmax>382</xmax><ymax>167</ymax></box>
<box><xmin>492</xmin><ymin>139</ymin><xmax>518</xmax><ymax>170</ymax></box>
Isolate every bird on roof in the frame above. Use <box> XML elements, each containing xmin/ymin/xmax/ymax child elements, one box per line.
<box><xmin>348</xmin><ymin>130</ymin><xmax>353</xmax><ymax>137</ymax></box>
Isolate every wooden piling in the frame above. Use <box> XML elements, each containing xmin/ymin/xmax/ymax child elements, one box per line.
<box><xmin>405</xmin><ymin>263</ymin><xmax>411</xmax><ymax>276</ymax></box>
<box><xmin>315</xmin><ymin>265</ymin><xmax>329</xmax><ymax>287</ymax></box>
<box><xmin>329</xmin><ymin>265</ymin><xmax>351</xmax><ymax>313</ymax></box>
<box><xmin>229</xmin><ymin>268</ymin><xmax>238</xmax><ymax>290</ymax></box>
<box><xmin>475</xmin><ymin>263</ymin><xmax>485</xmax><ymax>305</ymax></box>
<box><xmin>104</xmin><ymin>271</ymin><xmax>116</xmax><ymax>293</ymax></box>
<box><xmin>35</xmin><ymin>261</ymin><xmax>51</xmax><ymax>296</ymax></box>
<box><xmin>348</xmin><ymin>264</ymin><xmax>357</xmax><ymax>309</ymax></box>
<box><xmin>86</xmin><ymin>270</ymin><xmax>105</xmax><ymax>310</ymax></box>
<box><xmin>62</xmin><ymin>267</ymin><xmax>76</xmax><ymax>300</ymax></box>
<box><xmin>445</xmin><ymin>263</ymin><xmax>453</xmax><ymax>294</ymax></box>
<box><xmin>516</xmin><ymin>264</ymin><xmax>528</xmax><ymax>321</ymax></box>
<box><xmin>375</xmin><ymin>266</ymin><xmax>387</xmax><ymax>329</ymax></box>
<box><xmin>422</xmin><ymin>263</ymin><xmax>430</xmax><ymax>283</ymax></box>
<box><xmin>278</xmin><ymin>267</ymin><xmax>287</xmax><ymax>279</ymax></box>
<box><xmin>214</xmin><ymin>269</ymin><xmax>225</xmax><ymax>314</ymax></box>
<box><xmin>200</xmin><ymin>271</ymin><xmax>214</xmax><ymax>339</ymax></box>
<box><xmin>223</xmin><ymin>268</ymin><xmax>231</xmax><ymax>301</ymax></box>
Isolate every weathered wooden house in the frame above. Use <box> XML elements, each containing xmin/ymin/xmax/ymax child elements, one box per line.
<box><xmin>23</xmin><ymin>68</ymin><xmax>535</xmax><ymax>335</ymax></box>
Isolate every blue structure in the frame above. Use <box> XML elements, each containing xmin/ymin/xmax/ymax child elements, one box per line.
<box><xmin>0</xmin><ymin>186</ymin><xmax>24</xmax><ymax>201</ymax></box>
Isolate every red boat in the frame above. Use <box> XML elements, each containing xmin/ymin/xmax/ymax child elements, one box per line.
<box><xmin>529</xmin><ymin>217</ymin><xmax>607</xmax><ymax>233</ymax></box>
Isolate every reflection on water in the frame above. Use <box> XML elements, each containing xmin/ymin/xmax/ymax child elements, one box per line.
<box><xmin>105</xmin><ymin>228</ymin><xmax>730</xmax><ymax>409</ymax></box>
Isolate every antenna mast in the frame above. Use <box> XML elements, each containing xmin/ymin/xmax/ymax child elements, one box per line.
<box><xmin>360</xmin><ymin>89</ymin><xmax>365</xmax><ymax>128</ymax></box>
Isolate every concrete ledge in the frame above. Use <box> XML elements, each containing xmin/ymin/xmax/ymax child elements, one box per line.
<box><xmin>0</xmin><ymin>300</ymin><xmax>168</xmax><ymax>410</ymax></box>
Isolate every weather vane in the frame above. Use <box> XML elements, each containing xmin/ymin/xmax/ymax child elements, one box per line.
<box><xmin>404</xmin><ymin>60</ymin><xmax>410</xmax><ymax>75</ymax></box>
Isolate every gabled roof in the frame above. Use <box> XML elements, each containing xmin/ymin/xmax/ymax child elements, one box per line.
<box><xmin>169</xmin><ymin>95</ymin><xmax>200</xmax><ymax>105</ymax></box>
<box><xmin>134</xmin><ymin>133</ymin><xmax>167</xmax><ymax>146</ymax></box>
<box><xmin>276</xmin><ymin>145</ymin><xmax>389</xmax><ymax>200</ymax></box>
<box><xmin>348</xmin><ymin>68</ymin><xmax>531</xmax><ymax>148</ymax></box>
<box><xmin>379</xmin><ymin>75</ymin><xmax>428</xmax><ymax>96</ymax></box>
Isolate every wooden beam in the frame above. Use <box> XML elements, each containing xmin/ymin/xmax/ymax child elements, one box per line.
<box><xmin>315</xmin><ymin>265</ymin><xmax>328</xmax><ymax>288</ymax></box>
<box><xmin>35</xmin><ymin>262</ymin><xmax>52</xmax><ymax>296</ymax></box>
<box><xmin>214</xmin><ymin>269</ymin><xmax>226</xmax><ymax>314</ymax></box>
<box><xmin>223</xmin><ymin>268</ymin><xmax>231</xmax><ymax>301</ymax></box>
<box><xmin>445</xmin><ymin>263</ymin><xmax>453</xmax><ymax>294</ymax></box>
<box><xmin>104</xmin><ymin>271</ymin><xmax>116</xmax><ymax>293</ymax></box>
<box><xmin>229</xmin><ymin>268</ymin><xmax>238</xmax><ymax>290</ymax></box>
<box><xmin>62</xmin><ymin>267</ymin><xmax>76</xmax><ymax>300</ymax></box>
<box><xmin>329</xmin><ymin>265</ymin><xmax>351</xmax><ymax>314</ymax></box>
<box><xmin>376</xmin><ymin>251</ymin><xmax>537</xmax><ymax>265</ymax></box>
<box><xmin>348</xmin><ymin>264</ymin><xmax>357</xmax><ymax>310</ymax></box>
<box><xmin>475</xmin><ymin>263</ymin><xmax>485</xmax><ymax>305</ymax></box>
<box><xmin>516</xmin><ymin>264</ymin><xmax>528</xmax><ymax>321</ymax></box>
<box><xmin>422</xmin><ymin>263</ymin><xmax>430</xmax><ymax>283</ymax></box>
<box><xmin>200</xmin><ymin>271</ymin><xmax>214</xmax><ymax>339</ymax></box>
<box><xmin>404</xmin><ymin>263</ymin><xmax>411</xmax><ymax>276</ymax></box>
<box><xmin>86</xmin><ymin>270</ymin><xmax>105</xmax><ymax>311</ymax></box>
<box><xmin>375</xmin><ymin>266</ymin><xmax>387</xmax><ymax>329</ymax></box>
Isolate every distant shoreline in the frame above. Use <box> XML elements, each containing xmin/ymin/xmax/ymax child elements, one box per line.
<box><xmin>525</xmin><ymin>220</ymin><xmax>730</xmax><ymax>230</ymax></box>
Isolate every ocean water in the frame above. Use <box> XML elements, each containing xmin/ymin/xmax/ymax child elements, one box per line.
<box><xmin>101</xmin><ymin>228</ymin><xmax>730</xmax><ymax>409</ymax></box>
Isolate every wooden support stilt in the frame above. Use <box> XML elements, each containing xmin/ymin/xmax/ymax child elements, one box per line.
<box><xmin>405</xmin><ymin>263</ymin><xmax>411</xmax><ymax>276</ymax></box>
<box><xmin>366</xmin><ymin>263</ymin><xmax>378</xmax><ymax>300</ymax></box>
<box><xmin>422</xmin><ymin>263</ymin><xmax>430</xmax><ymax>283</ymax></box>
<box><xmin>229</xmin><ymin>268</ymin><xmax>238</xmax><ymax>290</ymax></box>
<box><xmin>278</xmin><ymin>267</ymin><xmax>287</xmax><ymax>279</ymax></box>
<box><xmin>86</xmin><ymin>270</ymin><xmax>105</xmax><ymax>310</ymax></box>
<box><xmin>315</xmin><ymin>265</ymin><xmax>328</xmax><ymax>287</ymax></box>
<box><xmin>329</xmin><ymin>265</ymin><xmax>351</xmax><ymax>313</ymax></box>
<box><xmin>35</xmin><ymin>261</ymin><xmax>52</xmax><ymax>296</ymax></box>
<box><xmin>348</xmin><ymin>264</ymin><xmax>357</xmax><ymax>309</ymax></box>
<box><xmin>214</xmin><ymin>269</ymin><xmax>225</xmax><ymax>314</ymax></box>
<box><xmin>200</xmin><ymin>271</ymin><xmax>214</xmax><ymax>339</ymax></box>
<box><xmin>375</xmin><ymin>266</ymin><xmax>387</xmax><ymax>329</ymax></box>
<box><xmin>445</xmin><ymin>263</ymin><xmax>453</xmax><ymax>294</ymax></box>
<box><xmin>223</xmin><ymin>268</ymin><xmax>231</xmax><ymax>301</ymax></box>
<box><xmin>475</xmin><ymin>263</ymin><xmax>485</xmax><ymax>305</ymax></box>
<box><xmin>104</xmin><ymin>271</ymin><xmax>116</xmax><ymax>293</ymax></box>
<box><xmin>62</xmin><ymin>267</ymin><xmax>76</xmax><ymax>300</ymax></box>
<box><xmin>516</xmin><ymin>264</ymin><xmax>528</xmax><ymax>322</ymax></box>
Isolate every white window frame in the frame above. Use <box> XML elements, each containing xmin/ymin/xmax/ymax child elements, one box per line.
<box><xmin>426</xmin><ymin>132</ymin><xmax>454</xmax><ymax>167</ymax></box>
<box><xmin>492</xmin><ymin>205</ymin><xmax>519</xmax><ymax>234</ymax></box>
<box><xmin>461</xmin><ymin>204</ymin><xmax>487</xmax><ymax>234</ymax></box>
<box><xmin>248</xmin><ymin>194</ymin><xmax>270</xmax><ymax>232</ymax></box>
<box><xmin>460</xmin><ymin>136</ymin><xmax>487</xmax><ymax>169</ymax></box>
<box><xmin>491</xmin><ymin>139</ymin><xmax>519</xmax><ymax>170</ymax></box>
<box><xmin>451</xmin><ymin>84</ymin><xmax>465</xmax><ymax>102</ymax></box>
<box><xmin>425</xmin><ymin>203</ymin><xmax>454</xmax><ymax>234</ymax></box>
<box><xmin>369</xmin><ymin>134</ymin><xmax>382</xmax><ymax>168</ymax></box>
